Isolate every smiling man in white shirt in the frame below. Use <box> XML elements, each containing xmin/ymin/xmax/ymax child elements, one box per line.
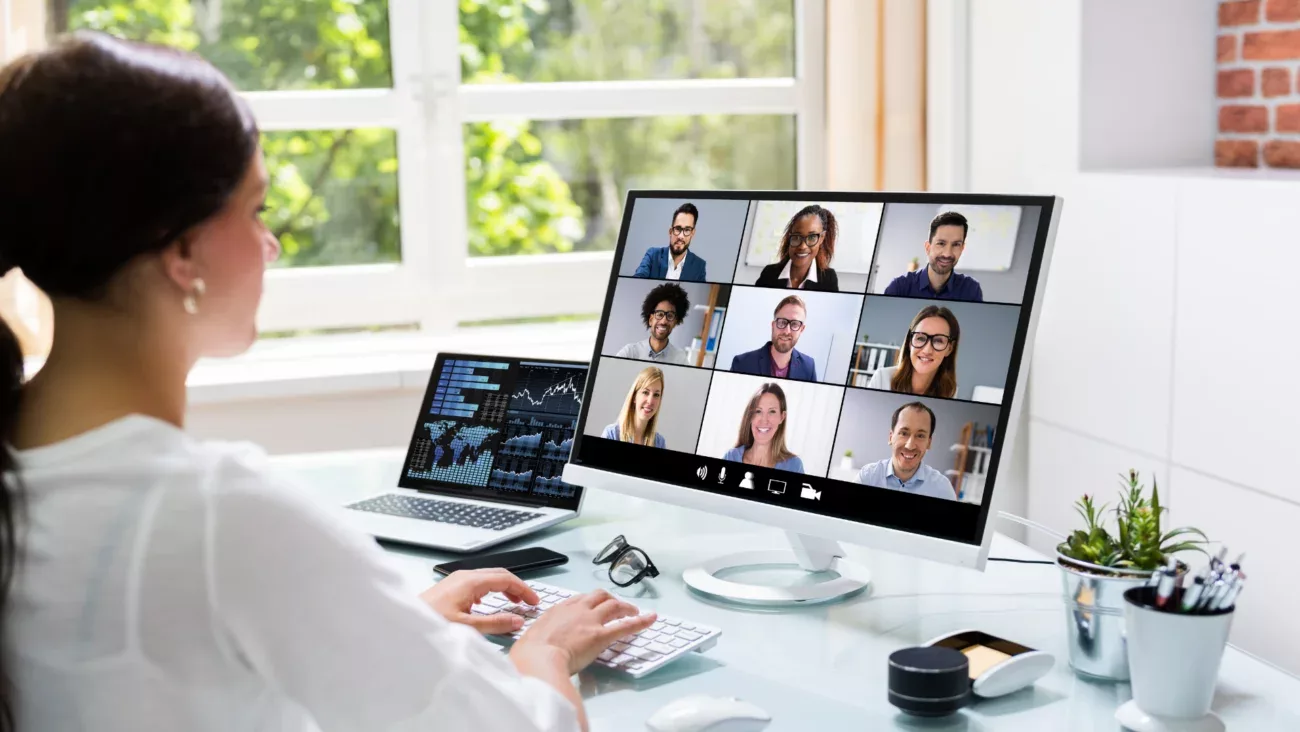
<box><xmin>615</xmin><ymin>282</ymin><xmax>691</xmax><ymax>365</ymax></box>
<box><xmin>856</xmin><ymin>401</ymin><xmax>956</xmax><ymax>501</ymax></box>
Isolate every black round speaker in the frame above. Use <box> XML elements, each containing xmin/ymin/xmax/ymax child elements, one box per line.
<box><xmin>887</xmin><ymin>646</ymin><xmax>972</xmax><ymax>717</ymax></box>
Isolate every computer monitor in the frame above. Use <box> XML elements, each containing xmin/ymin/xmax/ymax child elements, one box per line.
<box><xmin>563</xmin><ymin>191</ymin><xmax>1061</xmax><ymax>605</ymax></box>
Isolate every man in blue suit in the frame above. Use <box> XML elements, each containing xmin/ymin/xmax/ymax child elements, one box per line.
<box><xmin>730</xmin><ymin>295</ymin><xmax>817</xmax><ymax>382</ymax></box>
<box><xmin>633</xmin><ymin>202</ymin><xmax>708</xmax><ymax>281</ymax></box>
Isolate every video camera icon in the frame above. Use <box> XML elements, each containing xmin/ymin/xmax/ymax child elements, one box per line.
<box><xmin>800</xmin><ymin>484</ymin><xmax>821</xmax><ymax>501</ymax></box>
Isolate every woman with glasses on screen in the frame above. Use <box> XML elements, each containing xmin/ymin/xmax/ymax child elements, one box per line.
<box><xmin>0</xmin><ymin>34</ymin><xmax>651</xmax><ymax>732</ymax></box>
<box><xmin>722</xmin><ymin>383</ymin><xmax>805</xmax><ymax>473</ymax></box>
<box><xmin>602</xmin><ymin>367</ymin><xmax>667</xmax><ymax>449</ymax></box>
<box><xmin>754</xmin><ymin>204</ymin><xmax>840</xmax><ymax>292</ymax></box>
<box><xmin>867</xmin><ymin>306</ymin><xmax>961</xmax><ymax>399</ymax></box>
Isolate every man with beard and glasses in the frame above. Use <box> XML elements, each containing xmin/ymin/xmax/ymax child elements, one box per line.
<box><xmin>633</xmin><ymin>202</ymin><xmax>708</xmax><ymax>281</ymax></box>
<box><xmin>729</xmin><ymin>295</ymin><xmax>817</xmax><ymax>382</ymax></box>
<box><xmin>883</xmin><ymin>211</ymin><xmax>984</xmax><ymax>302</ymax></box>
<box><xmin>615</xmin><ymin>282</ymin><xmax>691</xmax><ymax>365</ymax></box>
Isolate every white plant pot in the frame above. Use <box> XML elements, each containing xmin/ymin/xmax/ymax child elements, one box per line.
<box><xmin>840</xmin><ymin>457</ymin><xmax>853</xmax><ymax>471</ymax></box>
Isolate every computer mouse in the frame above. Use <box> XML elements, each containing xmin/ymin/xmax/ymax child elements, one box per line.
<box><xmin>645</xmin><ymin>694</ymin><xmax>772</xmax><ymax>732</ymax></box>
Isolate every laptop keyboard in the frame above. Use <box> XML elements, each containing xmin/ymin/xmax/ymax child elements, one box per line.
<box><xmin>347</xmin><ymin>494</ymin><xmax>543</xmax><ymax>531</ymax></box>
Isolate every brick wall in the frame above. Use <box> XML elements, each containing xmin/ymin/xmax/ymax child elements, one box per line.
<box><xmin>1216</xmin><ymin>0</ymin><xmax>1300</xmax><ymax>167</ymax></box>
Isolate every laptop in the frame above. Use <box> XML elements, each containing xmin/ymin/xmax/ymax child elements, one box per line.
<box><xmin>344</xmin><ymin>353</ymin><xmax>587</xmax><ymax>552</ymax></box>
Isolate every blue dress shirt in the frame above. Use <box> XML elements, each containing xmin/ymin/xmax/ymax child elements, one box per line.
<box><xmin>602</xmin><ymin>424</ymin><xmax>666</xmax><ymax>449</ymax></box>
<box><xmin>882</xmin><ymin>267</ymin><xmax>984</xmax><ymax>302</ymax></box>
<box><xmin>722</xmin><ymin>446</ymin><xmax>805</xmax><ymax>474</ymax></box>
<box><xmin>856</xmin><ymin>458</ymin><xmax>956</xmax><ymax>500</ymax></box>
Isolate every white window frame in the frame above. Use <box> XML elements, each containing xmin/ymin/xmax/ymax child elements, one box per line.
<box><xmin>249</xmin><ymin>0</ymin><xmax>826</xmax><ymax>333</ymax></box>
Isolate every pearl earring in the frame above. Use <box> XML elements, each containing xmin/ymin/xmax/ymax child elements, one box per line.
<box><xmin>183</xmin><ymin>278</ymin><xmax>206</xmax><ymax>315</ymax></box>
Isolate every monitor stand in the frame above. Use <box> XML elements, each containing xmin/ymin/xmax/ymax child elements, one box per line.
<box><xmin>681</xmin><ymin>531</ymin><xmax>872</xmax><ymax>606</ymax></box>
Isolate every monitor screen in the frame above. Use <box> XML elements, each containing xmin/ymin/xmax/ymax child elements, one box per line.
<box><xmin>570</xmin><ymin>192</ymin><xmax>1058</xmax><ymax>545</ymax></box>
<box><xmin>399</xmin><ymin>354</ymin><xmax>586</xmax><ymax>510</ymax></box>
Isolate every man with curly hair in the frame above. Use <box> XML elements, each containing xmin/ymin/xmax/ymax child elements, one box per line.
<box><xmin>615</xmin><ymin>282</ymin><xmax>691</xmax><ymax>365</ymax></box>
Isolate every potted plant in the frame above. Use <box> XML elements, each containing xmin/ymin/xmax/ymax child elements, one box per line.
<box><xmin>1056</xmin><ymin>470</ymin><xmax>1208</xmax><ymax>681</ymax></box>
<box><xmin>840</xmin><ymin>449</ymin><xmax>854</xmax><ymax>471</ymax></box>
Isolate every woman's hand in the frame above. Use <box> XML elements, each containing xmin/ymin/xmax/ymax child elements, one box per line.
<box><xmin>419</xmin><ymin>568</ymin><xmax>540</xmax><ymax>636</ymax></box>
<box><xmin>510</xmin><ymin>589</ymin><xmax>657</xmax><ymax>675</ymax></box>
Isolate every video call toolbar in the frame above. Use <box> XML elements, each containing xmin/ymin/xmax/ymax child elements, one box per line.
<box><xmin>578</xmin><ymin>194</ymin><xmax>1045</xmax><ymax>510</ymax></box>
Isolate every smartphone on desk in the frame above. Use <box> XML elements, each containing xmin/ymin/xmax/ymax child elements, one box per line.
<box><xmin>433</xmin><ymin>547</ymin><xmax>568</xmax><ymax>577</ymax></box>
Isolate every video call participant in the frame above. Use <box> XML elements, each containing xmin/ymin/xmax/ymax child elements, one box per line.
<box><xmin>722</xmin><ymin>383</ymin><xmax>805</xmax><ymax>473</ymax></box>
<box><xmin>632</xmin><ymin>202</ymin><xmax>708</xmax><ymax>281</ymax></box>
<box><xmin>754</xmin><ymin>204</ymin><xmax>840</xmax><ymax>291</ymax></box>
<box><xmin>615</xmin><ymin>282</ymin><xmax>690</xmax><ymax>365</ymax></box>
<box><xmin>857</xmin><ymin>402</ymin><xmax>956</xmax><ymax>500</ymax></box>
<box><xmin>866</xmin><ymin>305</ymin><xmax>960</xmax><ymax>399</ymax></box>
<box><xmin>883</xmin><ymin>211</ymin><xmax>984</xmax><ymax>302</ymax></box>
<box><xmin>602</xmin><ymin>367</ymin><xmax>666</xmax><ymax>449</ymax></box>
<box><xmin>729</xmin><ymin>295</ymin><xmax>817</xmax><ymax>382</ymax></box>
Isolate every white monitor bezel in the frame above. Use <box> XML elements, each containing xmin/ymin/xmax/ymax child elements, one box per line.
<box><xmin>566</xmin><ymin>192</ymin><xmax>1063</xmax><ymax>570</ymax></box>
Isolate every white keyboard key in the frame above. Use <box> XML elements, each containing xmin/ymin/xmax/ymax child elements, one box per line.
<box><xmin>627</xmin><ymin>662</ymin><xmax>645</xmax><ymax>670</ymax></box>
<box><xmin>664</xmin><ymin>618</ymin><xmax>681</xmax><ymax>626</ymax></box>
<box><xmin>670</xmin><ymin>639</ymin><xmax>689</xmax><ymax>649</ymax></box>
<box><xmin>680</xmin><ymin>623</ymin><xmax>696</xmax><ymax>631</ymax></box>
<box><xmin>627</xmin><ymin>648</ymin><xmax>653</xmax><ymax>660</ymax></box>
<box><xmin>639</xmin><ymin>632</ymin><xmax>660</xmax><ymax>642</ymax></box>
<box><xmin>647</xmin><ymin>641</ymin><xmax>673</xmax><ymax>654</ymax></box>
<box><xmin>598</xmin><ymin>650</ymin><xmax>618</xmax><ymax>662</ymax></box>
<box><xmin>619</xmin><ymin>634</ymin><xmax>637</xmax><ymax>644</ymax></box>
<box><xmin>631</xmin><ymin>638</ymin><xmax>650</xmax><ymax>648</ymax></box>
<box><xmin>482</xmin><ymin>596</ymin><xmax>507</xmax><ymax>608</ymax></box>
<box><xmin>651</xmin><ymin>622</ymin><xmax>667</xmax><ymax>632</ymax></box>
<box><xmin>557</xmin><ymin>591</ymin><xmax>573</xmax><ymax>598</ymax></box>
<box><xmin>471</xmin><ymin>604</ymin><xmax>493</xmax><ymax>615</ymax></box>
<box><xmin>612</xmin><ymin>653</ymin><xmax>635</xmax><ymax>665</ymax></box>
<box><xmin>678</xmin><ymin>631</ymin><xmax>702</xmax><ymax>642</ymax></box>
<box><xmin>612</xmin><ymin>642</ymin><xmax>631</xmax><ymax>653</ymax></box>
<box><xmin>643</xmin><ymin>651</ymin><xmax>663</xmax><ymax>662</ymax></box>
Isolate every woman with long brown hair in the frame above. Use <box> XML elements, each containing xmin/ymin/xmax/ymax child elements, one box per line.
<box><xmin>754</xmin><ymin>204</ymin><xmax>840</xmax><ymax>292</ymax></box>
<box><xmin>867</xmin><ymin>305</ymin><xmax>961</xmax><ymax>399</ymax></box>
<box><xmin>602</xmin><ymin>366</ymin><xmax>667</xmax><ymax>448</ymax></box>
<box><xmin>0</xmin><ymin>32</ymin><xmax>649</xmax><ymax>732</ymax></box>
<box><xmin>721</xmin><ymin>383</ymin><xmax>805</xmax><ymax>473</ymax></box>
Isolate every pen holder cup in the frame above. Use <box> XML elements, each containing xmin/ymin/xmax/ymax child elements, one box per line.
<box><xmin>1122</xmin><ymin>587</ymin><xmax>1233</xmax><ymax>721</ymax></box>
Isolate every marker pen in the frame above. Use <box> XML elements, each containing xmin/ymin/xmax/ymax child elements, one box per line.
<box><xmin>1179</xmin><ymin>576</ymin><xmax>1206</xmax><ymax>613</ymax></box>
<box><xmin>1154</xmin><ymin>565</ymin><xmax>1178</xmax><ymax>610</ymax></box>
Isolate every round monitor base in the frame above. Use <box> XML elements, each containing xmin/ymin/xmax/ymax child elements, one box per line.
<box><xmin>1114</xmin><ymin>701</ymin><xmax>1224</xmax><ymax>732</ymax></box>
<box><xmin>682</xmin><ymin>550</ymin><xmax>872</xmax><ymax>607</ymax></box>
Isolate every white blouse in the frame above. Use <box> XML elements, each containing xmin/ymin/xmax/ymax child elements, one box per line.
<box><xmin>7</xmin><ymin>415</ymin><xmax>577</xmax><ymax>732</ymax></box>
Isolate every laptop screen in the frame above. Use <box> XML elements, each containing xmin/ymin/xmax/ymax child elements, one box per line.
<box><xmin>398</xmin><ymin>353</ymin><xmax>587</xmax><ymax>509</ymax></box>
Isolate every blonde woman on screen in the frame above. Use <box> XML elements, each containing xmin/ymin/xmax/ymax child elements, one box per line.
<box><xmin>721</xmin><ymin>383</ymin><xmax>805</xmax><ymax>473</ymax></box>
<box><xmin>602</xmin><ymin>367</ymin><xmax>666</xmax><ymax>449</ymax></box>
<box><xmin>0</xmin><ymin>33</ymin><xmax>650</xmax><ymax>732</ymax></box>
<box><xmin>866</xmin><ymin>305</ymin><xmax>961</xmax><ymax>399</ymax></box>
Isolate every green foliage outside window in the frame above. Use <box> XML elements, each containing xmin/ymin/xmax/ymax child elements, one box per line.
<box><xmin>56</xmin><ymin>0</ymin><xmax>795</xmax><ymax>264</ymax></box>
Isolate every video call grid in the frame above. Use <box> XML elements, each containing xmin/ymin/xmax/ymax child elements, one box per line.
<box><xmin>585</xmin><ymin>194</ymin><xmax>1042</xmax><ymax>503</ymax></box>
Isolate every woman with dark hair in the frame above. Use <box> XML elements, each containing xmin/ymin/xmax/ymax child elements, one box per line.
<box><xmin>754</xmin><ymin>204</ymin><xmax>840</xmax><ymax>292</ymax></box>
<box><xmin>722</xmin><ymin>383</ymin><xmax>805</xmax><ymax>473</ymax></box>
<box><xmin>866</xmin><ymin>305</ymin><xmax>961</xmax><ymax>399</ymax></box>
<box><xmin>0</xmin><ymin>33</ymin><xmax>649</xmax><ymax>732</ymax></box>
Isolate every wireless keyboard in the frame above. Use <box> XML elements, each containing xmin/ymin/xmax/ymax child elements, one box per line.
<box><xmin>472</xmin><ymin>579</ymin><xmax>721</xmax><ymax>679</ymax></box>
<box><xmin>347</xmin><ymin>494</ymin><xmax>542</xmax><ymax>531</ymax></box>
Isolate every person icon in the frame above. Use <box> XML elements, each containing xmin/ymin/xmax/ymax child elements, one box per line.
<box><xmin>739</xmin><ymin>472</ymin><xmax>755</xmax><ymax>490</ymax></box>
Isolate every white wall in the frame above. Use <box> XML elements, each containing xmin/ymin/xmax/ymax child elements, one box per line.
<box><xmin>963</xmin><ymin>0</ymin><xmax>1300</xmax><ymax>672</ymax></box>
<box><xmin>1029</xmin><ymin>171</ymin><xmax>1300</xmax><ymax>675</ymax></box>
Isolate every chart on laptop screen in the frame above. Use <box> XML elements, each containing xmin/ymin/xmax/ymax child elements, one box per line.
<box><xmin>401</xmin><ymin>356</ymin><xmax>586</xmax><ymax>507</ymax></box>
<box><xmin>570</xmin><ymin>192</ymin><xmax>1058</xmax><ymax>544</ymax></box>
